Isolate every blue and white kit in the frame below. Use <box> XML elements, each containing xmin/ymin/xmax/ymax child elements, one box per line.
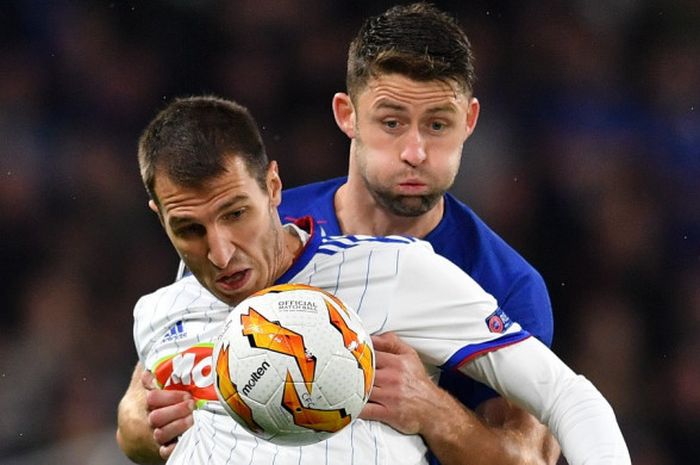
<box><xmin>136</xmin><ymin>218</ymin><xmax>629</xmax><ymax>465</ymax></box>
<box><xmin>279</xmin><ymin>177</ymin><xmax>554</xmax><ymax>411</ymax></box>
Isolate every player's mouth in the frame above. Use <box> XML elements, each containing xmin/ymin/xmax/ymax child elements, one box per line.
<box><xmin>215</xmin><ymin>269</ymin><xmax>252</xmax><ymax>294</ymax></box>
<box><xmin>397</xmin><ymin>179</ymin><xmax>428</xmax><ymax>195</ymax></box>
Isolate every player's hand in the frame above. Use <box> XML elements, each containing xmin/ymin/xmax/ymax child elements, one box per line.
<box><xmin>141</xmin><ymin>370</ymin><xmax>195</xmax><ymax>460</ymax></box>
<box><xmin>359</xmin><ymin>332</ymin><xmax>441</xmax><ymax>435</ymax></box>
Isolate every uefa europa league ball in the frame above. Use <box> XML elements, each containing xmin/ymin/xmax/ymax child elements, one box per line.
<box><xmin>213</xmin><ymin>283</ymin><xmax>375</xmax><ymax>446</ymax></box>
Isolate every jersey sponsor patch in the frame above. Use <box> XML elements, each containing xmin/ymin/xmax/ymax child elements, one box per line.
<box><xmin>485</xmin><ymin>307</ymin><xmax>512</xmax><ymax>333</ymax></box>
<box><xmin>153</xmin><ymin>344</ymin><xmax>217</xmax><ymax>403</ymax></box>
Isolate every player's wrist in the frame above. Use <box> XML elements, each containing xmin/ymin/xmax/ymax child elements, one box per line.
<box><xmin>416</xmin><ymin>386</ymin><xmax>475</xmax><ymax>440</ymax></box>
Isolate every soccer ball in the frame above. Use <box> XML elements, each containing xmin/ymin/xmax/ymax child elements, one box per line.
<box><xmin>212</xmin><ymin>283</ymin><xmax>375</xmax><ymax>446</ymax></box>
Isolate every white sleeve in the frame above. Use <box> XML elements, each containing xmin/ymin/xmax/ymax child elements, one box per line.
<box><xmin>385</xmin><ymin>242</ymin><xmax>528</xmax><ymax>367</ymax></box>
<box><xmin>461</xmin><ymin>337</ymin><xmax>631</xmax><ymax>465</ymax></box>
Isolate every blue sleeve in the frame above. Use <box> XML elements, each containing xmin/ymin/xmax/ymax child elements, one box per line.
<box><xmin>496</xmin><ymin>265</ymin><xmax>553</xmax><ymax>347</ymax></box>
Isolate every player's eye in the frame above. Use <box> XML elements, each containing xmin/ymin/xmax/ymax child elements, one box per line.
<box><xmin>175</xmin><ymin>224</ymin><xmax>205</xmax><ymax>238</ymax></box>
<box><xmin>224</xmin><ymin>209</ymin><xmax>245</xmax><ymax>221</ymax></box>
<box><xmin>430</xmin><ymin>121</ymin><xmax>447</xmax><ymax>132</ymax></box>
<box><xmin>383</xmin><ymin>119</ymin><xmax>400</xmax><ymax>130</ymax></box>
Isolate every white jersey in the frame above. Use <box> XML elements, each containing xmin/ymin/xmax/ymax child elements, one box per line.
<box><xmin>134</xmin><ymin>219</ymin><xmax>630</xmax><ymax>465</ymax></box>
<box><xmin>134</xmin><ymin>220</ymin><xmax>527</xmax><ymax>465</ymax></box>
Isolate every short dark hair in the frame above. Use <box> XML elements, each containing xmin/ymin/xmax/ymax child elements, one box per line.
<box><xmin>347</xmin><ymin>2</ymin><xmax>476</xmax><ymax>97</ymax></box>
<box><xmin>137</xmin><ymin>95</ymin><xmax>268</xmax><ymax>204</ymax></box>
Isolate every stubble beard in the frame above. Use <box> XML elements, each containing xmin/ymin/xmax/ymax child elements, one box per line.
<box><xmin>363</xmin><ymin>175</ymin><xmax>444</xmax><ymax>217</ymax></box>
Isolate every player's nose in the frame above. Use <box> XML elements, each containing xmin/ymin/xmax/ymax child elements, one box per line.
<box><xmin>400</xmin><ymin>127</ymin><xmax>427</xmax><ymax>167</ymax></box>
<box><xmin>207</xmin><ymin>228</ymin><xmax>236</xmax><ymax>269</ymax></box>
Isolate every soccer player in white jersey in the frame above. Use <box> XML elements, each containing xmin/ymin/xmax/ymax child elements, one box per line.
<box><xmin>119</xmin><ymin>5</ymin><xmax>561</xmax><ymax>465</ymax></box>
<box><xmin>124</xmin><ymin>95</ymin><xmax>629</xmax><ymax>465</ymax></box>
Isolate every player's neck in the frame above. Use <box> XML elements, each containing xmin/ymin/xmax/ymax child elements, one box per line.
<box><xmin>275</xmin><ymin>224</ymin><xmax>305</xmax><ymax>279</ymax></box>
<box><xmin>334</xmin><ymin>182</ymin><xmax>443</xmax><ymax>238</ymax></box>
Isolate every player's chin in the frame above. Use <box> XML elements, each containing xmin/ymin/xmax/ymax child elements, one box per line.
<box><xmin>213</xmin><ymin>287</ymin><xmax>248</xmax><ymax>307</ymax></box>
<box><xmin>390</xmin><ymin>195</ymin><xmax>441</xmax><ymax>217</ymax></box>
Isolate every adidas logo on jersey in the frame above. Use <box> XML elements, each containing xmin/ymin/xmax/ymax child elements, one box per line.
<box><xmin>162</xmin><ymin>320</ymin><xmax>187</xmax><ymax>342</ymax></box>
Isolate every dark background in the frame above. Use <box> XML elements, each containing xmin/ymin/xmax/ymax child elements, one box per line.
<box><xmin>0</xmin><ymin>1</ymin><xmax>698</xmax><ymax>464</ymax></box>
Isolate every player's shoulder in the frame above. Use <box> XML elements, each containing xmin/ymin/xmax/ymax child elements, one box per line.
<box><xmin>436</xmin><ymin>193</ymin><xmax>538</xmax><ymax>268</ymax></box>
<box><xmin>441</xmin><ymin>193</ymin><xmax>497</xmax><ymax>232</ymax></box>
<box><xmin>280</xmin><ymin>178</ymin><xmax>344</xmax><ymax>232</ymax></box>
<box><xmin>282</xmin><ymin>177</ymin><xmax>345</xmax><ymax>203</ymax></box>
<box><xmin>441</xmin><ymin>194</ymin><xmax>553</xmax><ymax>345</ymax></box>
<box><xmin>134</xmin><ymin>275</ymin><xmax>224</xmax><ymax>319</ymax></box>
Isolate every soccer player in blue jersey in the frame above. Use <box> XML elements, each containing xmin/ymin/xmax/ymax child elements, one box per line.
<box><xmin>118</xmin><ymin>4</ymin><xmax>560</xmax><ymax>465</ymax></box>
<box><xmin>124</xmin><ymin>94</ymin><xmax>628</xmax><ymax>465</ymax></box>
<box><xmin>282</xmin><ymin>4</ymin><xmax>557</xmax><ymax>463</ymax></box>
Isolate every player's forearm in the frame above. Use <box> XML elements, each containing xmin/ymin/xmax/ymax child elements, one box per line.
<box><xmin>465</xmin><ymin>338</ymin><xmax>630</xmax><ymax>465</ymax></box>
<box><xmin>116</xmin><ymin>364</ymin><xmax>165</xmax><ymax>465</ymax></box>
<box><xmin>418</xmin><ymin>388</ymin><xmax>554</xmax><ymax>465</ymax></box>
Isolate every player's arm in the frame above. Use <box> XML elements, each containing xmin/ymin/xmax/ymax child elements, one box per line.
<box><xmin>476</xmin><ymin>397</ymin><xmax>560</xmax><ymax>464</ymax></box>
<box><xmin>363</xmin><ymin>332</ymin><xmax>559</xmax><ymax>465</ymax></box>
<box><xmin>463</xmin><ymin>337</ymin><xmax>631</xmax><ymax>465</ymax></box>
<box><xmin>116</xmin><ymin>362</ymin><xmax>164</xmax><ymax>464</ymax></box>
<box><xmin>116</xmin><ymin>362</ymin><xmax>195</xmax><ymax>464</ymax></box>
<box><xmin>383</xmin><ymin>244</ymin><xmax>627</xmax><ymax>463</ymax></box>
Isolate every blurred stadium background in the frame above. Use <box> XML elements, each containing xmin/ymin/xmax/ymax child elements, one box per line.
<box><xmin>0</xmin><ymin>1</ymin><xmax>698</xmax><ymax>464</ymax></box>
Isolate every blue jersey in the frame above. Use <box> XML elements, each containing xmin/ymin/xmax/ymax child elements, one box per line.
<box><xmin>279</xmin><ymin>177</ymin><xmax>553</xmax><ymax>410</ymax></box>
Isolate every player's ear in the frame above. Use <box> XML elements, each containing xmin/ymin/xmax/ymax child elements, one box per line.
<box><xmin>332</xmin><ymin>92</ymin><xmax>356</xmax><ymax>139</ymax></box>
<box><xmin>148</xmin><ymin>199</ymin><xmax>165</xmax><ymax>226</ymax></box>
<box><xmin>266</xmin><ymin>160</ymin><xmax>282</xmax><ymax>207</ymax></box>
<box><xmin>463</xmin><ymin>97</ymin><xmax>480</xmax><ymax>141</ymax></box>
